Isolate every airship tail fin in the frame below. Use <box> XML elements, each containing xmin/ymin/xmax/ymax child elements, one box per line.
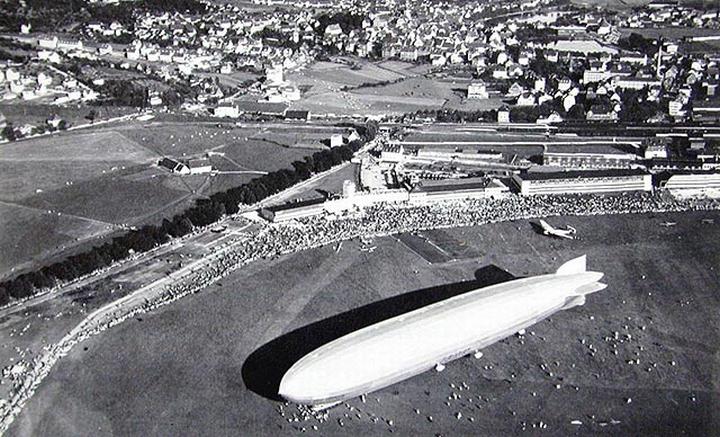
<box><xmin>575</xmin><ymin>281</ymin><xmax>607</xmax><ymax>296</ymax></box>
<box><xmin>556</xmin><ymin>255</ymin><xmax>586</xmax><ymax>275</ymax></box>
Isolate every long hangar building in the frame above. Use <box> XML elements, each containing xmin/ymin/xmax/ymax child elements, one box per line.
<box><xmin>512</xmin><ymin>169</ymin><xmax>653</xmax><ymax>196</ymax></box>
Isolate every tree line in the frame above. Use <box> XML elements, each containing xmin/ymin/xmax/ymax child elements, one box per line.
<box><xmin>0</xmin><ymin>122</ymin><xmax>377</xmax><ymax>306</ymax></box>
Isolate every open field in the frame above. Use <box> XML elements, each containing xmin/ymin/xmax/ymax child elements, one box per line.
<box><xmin>0</xmin><ymin>104</ymin><xmax>137</xmax><ymax>129</ymax></box>
<box><xmin>286</xmin><ymin>60</ymin><xmax>470</xmax><ymax>116</ymax></box>
<box><xmin>0</xmin><ymin>121</ymin><xmax>319</xmax><ymax>277</ymax></box>
<box><xmin>289</xmin><ymin>70</ymin><xmax>504</xmax><ymax>116</ymax></box>
<box><xmin>20</xmin><ymin>171</ymin><xmax>191</xmax><ymax>224</ymax></box>
<box><xmin>10</xmin><ymin>210</ymin><xmax>720</xmax><ymax>436</ymax></box>
<box><xmin>0</xmin><ymin>131</ymin><xmax>157</xmax><ymax>201</ymax></box>
<box><xmin>0</xmin><ymin>202</ymin><xmax>111</xmax><ymax>276</ymax></box>
<box><xmin>118</xmin><ymin>123</ymin><xmax>318</xmax><ymax>171</ymax></box>
<box><xmin>288</xmin><ymin>60</ymin><xmax>411</xmax><ymax>94</ymax></box>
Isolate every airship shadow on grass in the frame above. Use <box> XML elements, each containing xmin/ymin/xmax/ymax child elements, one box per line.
<box><xmin>241</xmin><ymin>265</ymin><xmax>516</xmax><ymax>401</ymax></box>
<box><xmin>529</xmin><ymin>220</ymin><xmax>546</xmax><ymax>236</ymax></box>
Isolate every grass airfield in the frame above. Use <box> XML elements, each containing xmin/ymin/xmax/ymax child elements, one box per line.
<box><xmin>0</xmin><ymin>122</ymin><xmax>318</xmax><ymax>277</ymax></box>
<box><xmin>9</xmin><ymin>210</ymin><xmax>720</xmax><ymax>436</ymax></box>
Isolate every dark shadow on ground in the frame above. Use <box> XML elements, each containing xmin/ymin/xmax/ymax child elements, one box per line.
<box><xmin>242</xmin><ymin>264</ymin><xmax>516</xmax><ymax>401</ymax></box>
<box><xmin>529</xmin><ymin>221</ymin><xmax>546</xmax><ymax>236</ymax></box>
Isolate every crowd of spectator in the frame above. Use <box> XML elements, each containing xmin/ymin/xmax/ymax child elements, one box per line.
<box><xmin>151</xmin><ymin>191</ymin><xmax>719</xmax><ymax>307</ymax></box>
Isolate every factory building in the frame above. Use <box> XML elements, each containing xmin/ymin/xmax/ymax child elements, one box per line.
<box><xmin>259</xmin><ymin>198</ymin><xmax>326</xmax><ymax>222</ymax></box>
<box><xmin>543</xmin><ymin>145</ymin><xmax>638</xmax><ymax>169</ymax></box>
<box><xmin>416</xmin><ymin>148</ymin><xmax>504</xmax><ymax>163</ymax></box>
<box><xmin>409</xmin><ymin>178</ymin><xmax>509</xmax><ymax>203</ymax></box>
<box><xmin>512</xmin><ymin>169</ymin><xmax>652</xmax><ymax>196</ymax></box>
<box><xmin>662</xmin><ymin>172</ymin><xmax>720</xmax><ymax>196</ymax></box>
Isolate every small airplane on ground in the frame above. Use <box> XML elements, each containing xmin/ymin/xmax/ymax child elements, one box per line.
<box><xmin>660</xmin><ymin>221</ymin><xmax>677</xmax><ymax>227</ymax></box>
<box><xmin>538</xmin><ymin>219</ymin><xmax>576</xmax><ymax>240</ymax></box>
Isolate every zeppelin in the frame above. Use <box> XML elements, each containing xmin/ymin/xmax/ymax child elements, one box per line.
<box><xmin>279</xmin><ymin>255</ymin><xmax>606</xmax><ymax>407</ymax></box>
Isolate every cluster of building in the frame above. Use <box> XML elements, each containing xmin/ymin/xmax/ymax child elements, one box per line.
<box><xmin>0</xmin><ymin>62</ymin><xmax>96</xmax><ymax>104</ymax></box>
<box><xmin>6</xmin><ymin>0</ymin><xmax>717</xmax><ymax>121</ymax></box>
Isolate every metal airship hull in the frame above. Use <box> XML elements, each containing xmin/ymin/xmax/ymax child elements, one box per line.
<box><xmin>278</xmin><ymin>256</ymin><xmax>605</xmax><ymax>406</ymax></box>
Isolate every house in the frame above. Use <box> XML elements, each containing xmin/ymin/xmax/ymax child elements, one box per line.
<box><xmin>37</xmin><ymin>50</ymin><xmax>60</xmax><ymax>63</ymax></box>
<box><xmin>516</xmin><ymin>92</ymin><xmax>536</xmax><ymax>106</ymax></box>
<box><xmin>586</xmin><ymin>105</ymin><xmax>617</xmax><ymax>121</ymax></box>
<box><xmin>5</xmin><ymin>69</ymin><xmax>20</xmax><ymax>82</ymax></box>
<box><xmin>56</xmin><ymin>38</ymin><xmax>83</xmax><ymax>51</ymax></box>
<box><xmin>467</xmin><ymin>81</ymin><xmax>489</xmax><ymax>99</ymax></box>
<box><xmin>265</xmin><ymin>64</ymin><xmax>284</xmax><ymax>85</ymax></box>
<box><xmin>614</xmin><ymin>77</ymin><xmax>661</xmax><ymax>90</ymax></box>
<box><xmin>620</xmin><ymin>53</ymin><xmax>648</xmax><ymax>65</ymax></box>
<box><xmin>643</xmin><ymin>138</ymin><xmax>669</xmax><ymax>159</ymax></box>
<box><xmin>583</xmin><ymin>62</ymin><xmax>608</xmax><ymax>83</ymax></box>
<box><xmin>46</xmin><ymin>114</ymin><xmax>62</xmax><ymax>129</ymax></box>
<box><xmin>557</xmin><ymin>77</ymin><xmax>572</xmax><ymax>92</ymax></box>
<box><xmin>214</xmin><ymin>106</ymin><xmax>239</xmax><ymax>118</ymax></box>
<box><xmin>400</xmin><ymin>47</ymin><xmax>418</xmax><ymax>62</ymax></box>
<box><xmin>97</xmin><ymin>44</ymin><xmax>113</xmax><ymax>56</ymax></box>
<box><xmin>325</xmin><ymin>24</ymin><xmax>343</xmax><ymax>37</ymax></box>
<box><xmin>492</xmin><ymin>66</ymin><xmax>508</xmax><ymax>80</ymax></box>
<box><xmin>563</xmin><ymin>94</ymin><xmax>576</xmax><ymax>112</ymax></box>
<box><xmin>187</xmin><ymin>158</ymin><xmax>213</xmax><ymax>174</ymax></box>
<box><xmin>431</xmin><ymin>54</ymin><xmax>447</xmax><ymax>66</ymax></box>
<box><xmin>536</xmin><ymin>112</ymin><xmax>563</xmax><ymax>124</ymax></box>
<box><xmin>497</xmin><ymin>107</ymin><xmax>511</xmax><ymax>123</ymax></box>
<box><xmin>159</xmin><ymin>158</ymin><xmax>190</xmax><ymax>174</ymax></box>
<box><xmin>668</xmin><ymin>99</ymin><xmax>686</xmax><ymax>117</ymax></box>
<box><xmin>37</xmin><ymin>36</ymin><xmax>58</xmax><ymax>50</ymax></box>
<box><xmin>284</xmin><ymin>109</ymin><xmax>311</xmax><ymax>121</ymax></box>
<box><xmin>506</xmin><ymin>82</ymin><xmax>524</xmax><ymax>97</ymax></box>
<box><xmin>330</xmin><ymin>134</ymin><xmax>344</xmax><ymax>148</ymax></box>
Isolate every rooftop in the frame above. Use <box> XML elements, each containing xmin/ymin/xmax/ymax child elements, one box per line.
<box><xmin>518</xmin><ymin>169</ymin><xmax>648</xmax><ymax>181</ymax></box>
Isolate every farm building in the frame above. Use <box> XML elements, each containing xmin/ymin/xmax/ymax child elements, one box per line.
<box><xmin>512</xmin><ymin>169</ymin><xmax>652</xmax><ymax>196</ymax></box>
<box><xmin>159</xmin><ymin>158</ymin><xmax>190</xmax><ymax>175</ymax></box>
<box><xmin>187</xmin><ymin>158</ymin><xmax>213</xmax><ymax>174</ymax></box>
<box><xmin>159</xmin><ymin>158</ymin><xmax>213</xmax><ymax>175</ymax></box>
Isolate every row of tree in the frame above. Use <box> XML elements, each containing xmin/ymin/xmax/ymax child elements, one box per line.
<box><xmin>0</xmin><ymin>122</ymin><xmax>377</xmax><ymax>306</ymax></box>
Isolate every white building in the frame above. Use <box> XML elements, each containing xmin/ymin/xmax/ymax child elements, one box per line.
<box><xmin>467</xmin><ymin>81</ymin><xmax>488</xmax><ymax>99</ymax></box>
<box><xmin>266</xmin><ymin>64</ymin><xmax>284</xmax><ymax>85</ymax></box>
<box><xmin>214</xmin><ymin>106</ymin><xmax>239</xmax><ymax>118</ymax></box>
<box><xmin>512</xmin><ymin>169</ymin><xmax>652</xmax><ymax>196</ymax></box>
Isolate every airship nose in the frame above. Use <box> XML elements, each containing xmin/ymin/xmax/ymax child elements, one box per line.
<box><xmin>278</xmin><ymin>374</ymin><xmax>299</xmax><ymax>402</ymax></box>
